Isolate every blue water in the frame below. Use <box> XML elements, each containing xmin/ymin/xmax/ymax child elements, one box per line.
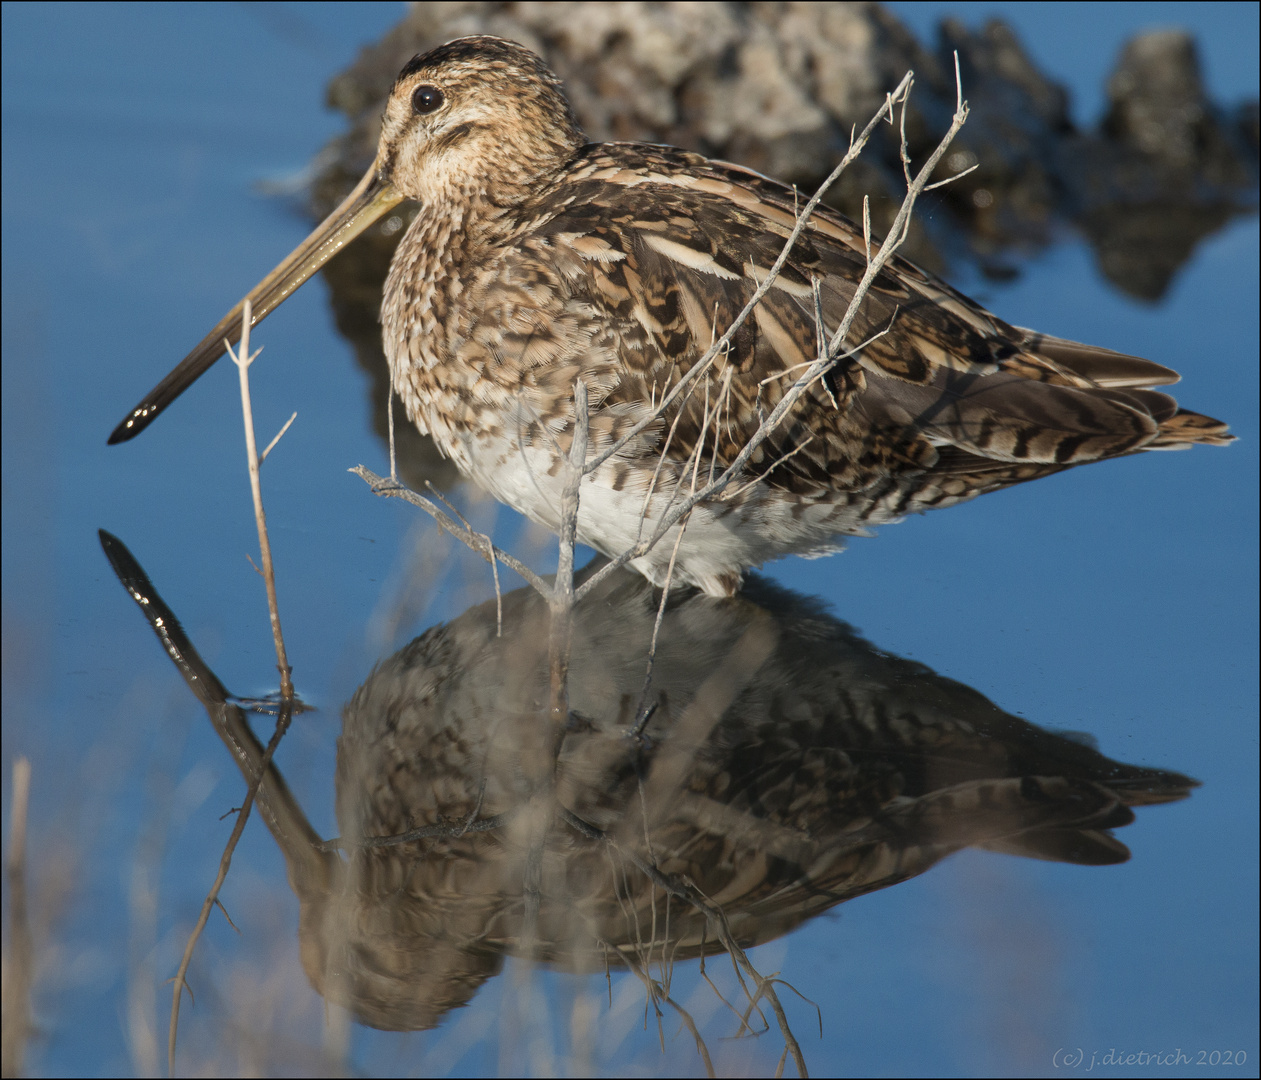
<box><xmin>2</xmin><ymin>3</ymin><xmax>1256</xmax><ymax>1076</ymax></box>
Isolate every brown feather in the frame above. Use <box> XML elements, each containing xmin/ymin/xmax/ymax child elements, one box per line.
<box><xmin>373</xmin><ymin>37</ymin><xmax>1232</xmax><ymax>594</ymax></box>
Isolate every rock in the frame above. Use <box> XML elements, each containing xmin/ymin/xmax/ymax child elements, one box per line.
<box><xmin>1105</xmin><ymin>30</ymin><xmax>1208</xmax><ymax>165</ymax></box>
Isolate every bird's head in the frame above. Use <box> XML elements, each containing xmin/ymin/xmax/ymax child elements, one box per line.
<box><xmin>377</xmin><ymin>37</ymin><xmax>585</xmax><ymax>205</ymax></box>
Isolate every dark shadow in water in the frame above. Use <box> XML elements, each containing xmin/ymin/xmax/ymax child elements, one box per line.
<box><xmin>100</xmin><ymin>530</ymin><xmax>1194</xmax><ymax>1035</ymax></box>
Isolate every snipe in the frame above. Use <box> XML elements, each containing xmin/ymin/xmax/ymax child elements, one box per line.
<box><xmin>110</xmin><ymin>36</ymin><xmax>1232</xmax><ymax>596</ymax></box>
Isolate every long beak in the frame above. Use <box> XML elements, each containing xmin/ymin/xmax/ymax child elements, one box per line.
<box><xmin>108</xmin><ymin>161</ymin><xmax>404</xmax><ymax>444</ymax></box>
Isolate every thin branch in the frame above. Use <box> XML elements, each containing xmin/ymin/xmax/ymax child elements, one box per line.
<box><xmin>167</xmin><ymin>698</ymin><xmax>294</xmax><ymax>1075</ymax></box>
<box><xmin>258</xmin><ymin>411</ymin><xmax>297</xmax><ymax>465</ymax></box>
<box><xmin>226</xmin><ymin>298</ymin><xmax>293</xmax><ymax>700</ymax></box>
<box><xmin>924</xmin><ymin>161</ymin><xmax>979</xmax><ymax>190</ymax></box>
<box><xmin>581</xmin><ymin>69</ymin><xmax>915</xmax><ymax>478</ymax></box>
<box><xmin>2</xmin><ymin>758</ymin><xmax>33</xmax><ymax>1079</ymax></box>
<box><xmin>352</xmin><ymin>466</ymin><xmax>551</xmax><ymax>597</ymax></box>
<box><xmin>824</xmin><ymin>70</ymin><xmax>966</xmax><ymax>362</ymax></box>
<box><xmin>607</xmin><ymin>936</ymin><xmax>716</xmax><ymax>1078</ymax></box>
<box><xmin>170</xmin><ymin>302</ymin><xmax>303</xmax><ymax>1072</ymax></box>
<box><xmin>489</xmin><ymin>542</ymin><xmax>503</xmax><ymax>636</ymax></box>
<box><xmin>213</xmin><ymin>897</ymin><xmax>240</xmax><ymax>934</ymax></box>
<box><xmin>630</xmin><ymin>511</ymin><xmax>689</xmax><ymax>732</ymax></box>
<box><xmin>632</xmin><ymin>373</ymin><xmax>708</xmax><ymax>548</ymax></box>
<box><xmin>558</xmin><ymin>807</ymin><xmax>808</xmax><ymax>1076</ymax></box>
<box><xmin>862</xmin><ymin>195</ymin><xmax>872</xmax><ymax>265</ymax></box>
<box><xmin>421</xmin><ymin>478</ymin><xmax>508</xmax><ymax>632</ymax></box>
<box><xmin>387</xmin><ymin>382</ymin><xmax>398</xmax><ymax>482</ymax></box>
<box><xmin>721</xmin><ymin>436</ymin><xmax>815</xmax><ymax>502</ymax></box>
<box><xmin>413</xmin><ymin>481</ymin><xmax>506</xmax><ymax>635</ymax></box>
<box><xmin>549</xmin><ymin>379</ymin><xmax>588</xmax><ymax>729</ymax></box>
<box><xmin>424</xmin><ymin>479</ymin><xmax>480</xmax><ymax>535</ymax></box>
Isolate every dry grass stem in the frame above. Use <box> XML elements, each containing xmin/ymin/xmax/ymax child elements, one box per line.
<box><xmin>3</xmin><ymin>757</ymin><xmax>33</xmax><ymax>1079</ymax></box>
<box><xmin>166</xmin><ymin>303</ymin><xmax>302</xmax><ymax>1073</ymax></box>
<box><xmin>259</xmin><ymin>410</ymin><xmax>297</xmax><ymax>465</ymax></box>
<box><xmin>226</xmin><ymin>298</ymin><xmax>293</xmax><ymax>700</ymax></box>
<box><xmin>352</xmin><ymin>466</ymin><xmax>550</xmax><ymax>596</ymax></box>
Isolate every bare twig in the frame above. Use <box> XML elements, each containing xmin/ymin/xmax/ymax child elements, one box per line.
<box><xmin>226</xmin><ymin>298</ymin><xmax>293</xmax><ymax>700</ymax></box>
<box><xmin>630</xmin><ymin>521</ymin><xmax>686</xmax><ymax>732</ymax></box>
<box><xmin>168</xmin><ymin>303</ymin><xmax>302</xmax><ymax>1073</ymax></box>
<box><xmin>608</xmin><ymin>937</ymin><xmax>716</xmax><ymax>1078</ymax></box>
<box><xmin>2</xmin><ymin>758</ymin><xmax>33</xmax><ymax>1079</ymax></box>
<box><xmin>559</xmin><ymin>807</ymin><xmax>808</xmax><ymax>1076</ymax></box>
<box><xmin>212</xmin><ymin>897</ymin><xmax>240</xmax><ymax>934</ymax></box>
<box><xmin>352</xmin><ymin>466</ymin><xmax>551</xmax><ymax>596</ymax></box>
<box><xmin>549</xmin><ymin>379</ymin><xmax>589</xmax><ymax>729</ymax></box>
<box><xmin>422</xmin><ymin>480</ymin><xmax>507</xmax><ymax>636</ymax></box>
<box><xmin>862</xmin><ymin>195</ymin><xmax>872</xmax><ymax>265</ymax></box>
<box><xmin>423</xmin><ymin>479</ymin><xmax>479</xmax><ymax>535</ymax></box>
<box><xmin>488</xmin><ymin>543</ymin><xmax>503</xmax><ymax>636</ymax></box>
<box><xmin>167</xmin><ymin>698</ymin><xmax>294</xmax><ymax>1075</ymax></box>
<box><xmin>387</xmin><ymin>382</ymin><xmax>398</xmax><ymax>482</ymax></box>
<box><xmin>722</xmin><ymin>437</ymin><xmax>816</xmax><ymax>502</ymax></box>
<box><xmin>924</xmin><ymin>161</ymin><xmax>979</xmax><ymax>190</ymax></box>
<box><xmin>258</xmin><ymin>411</ymin><xmax>297</xmax><ymax>465</ymax></box>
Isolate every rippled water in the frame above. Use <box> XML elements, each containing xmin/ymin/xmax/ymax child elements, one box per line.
<box><xmin>3</xmin><ymin>3</ymin><xmax>1256</xmax><ymax>1076</ymax></box>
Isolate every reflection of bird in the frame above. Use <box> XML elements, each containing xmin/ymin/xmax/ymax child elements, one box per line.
<box><xmin>328</xmin><ymin>567</ymin><xmax>1194</xmax><ymax>1030</ymax></box>
<box><xmin>111</xmin><ymin>37</ymin><xmax>1231</xmax><ymax>595</ymax></box>
<box><xmin>100</xmin><ymin>530</ymin><xmax>1196</xmax><ymax>1034</ymax></box>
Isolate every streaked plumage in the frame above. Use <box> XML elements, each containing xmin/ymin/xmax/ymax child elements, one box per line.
<box><xmin>112</xmin><ymin>36</ymin><xmax>1232</xmax><ymax>594</ymax></box>
<box><xmin>382</xmin><ymin>38</ymin><xmax>1231</xmax><ymax>595</ymax></box>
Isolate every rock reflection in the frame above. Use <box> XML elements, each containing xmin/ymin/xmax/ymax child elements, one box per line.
<box><xmin>99</xmin><ymin>532</ymin><xmax>1196</xmax><ymax>1035</ymax></box>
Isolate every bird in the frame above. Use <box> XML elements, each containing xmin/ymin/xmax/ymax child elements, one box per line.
<box><xmin>109</xmin><ymin>35</ymin><xmax>1232</xmax><ymax>596</ymax></box>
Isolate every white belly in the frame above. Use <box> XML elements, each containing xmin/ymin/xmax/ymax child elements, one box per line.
<box><xmin>428</xmin><ymin>419</ymin><xmax>867</xmax><ymax>597</ymax></box>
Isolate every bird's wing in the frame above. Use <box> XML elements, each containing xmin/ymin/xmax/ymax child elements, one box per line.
<box><xmin>504</xmin><ymin>144</ymin><xmax>1227</xmax><ymax>508</ymax></box>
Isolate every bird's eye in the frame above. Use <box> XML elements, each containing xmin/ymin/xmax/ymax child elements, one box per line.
<box><xmin>412</xmin><ymin>85</ymin><xmax>444</xmax><ymax>115</ymax></box>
